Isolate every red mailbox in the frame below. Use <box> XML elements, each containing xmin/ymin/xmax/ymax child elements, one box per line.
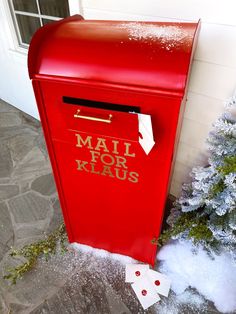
<box><xmin>28</xmin><ymin>15</ymin><xmax>200</xmax><ymax>266</ymax></box>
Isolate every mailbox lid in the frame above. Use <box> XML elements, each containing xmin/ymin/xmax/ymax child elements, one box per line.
<box><xmin>28</xmin><ymin>15</ymin><xmax>200</xmax><ymax>97</ymax></box>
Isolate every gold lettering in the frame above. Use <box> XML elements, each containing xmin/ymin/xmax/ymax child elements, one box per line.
<box><xmin>124</xmin><ymin>142</ymin><xmax>135</xmax><ymax>157</ymax></box>
<box><xmin>115</xmin><ymin>168</ymin><xmax>127</xmax><ymax>181</ymax></box>
<box><xmin>101</xmin><ymin>166</ymin><xmax>114</xmax><ymax>177</ymax></box>
<box><xmin>75</xmin><ymin>135</ymin><xmax>139</xmax><ymax>182</ymax></box>
<box><xmin>128</xmin><ymin>171</ymin><xmax>139</xmax><ymax>183</ymax></box>
<box><xmin>75</xmin><ymin>160</ymin><xmax>89</xmax><ymax>172</ymax></box>
<box><xmin>90</xmin><ymin>150</ymin><xmax>100</xmax><ymax>163</ymax></box>
<box><xmin>111</xmin><ymin>140</ymin><xmax>119</xmax><ymax>155</ymax></box>
<box><xmin>101</xmin><ymin>153</ymin><xmax>115</xmax><ymax>166</ymax></box>
<box><xmin>75</xmin><ymin>133</ymin><xmax>93</xmax><ymax>149</ymax></box>
<box><xmin>90</xmin><ymin>163</ymin><xmax>100</xmax><ymax>174</ymax></box>
<box><xmin>95</xmin><ymin>138</ymin><xmax>109</xmax><ymax>152</ymax></box>
<box><xmin>115</xmin><ymin>156</ymin><xmax>127</xmax><ymax>169</ymax></box>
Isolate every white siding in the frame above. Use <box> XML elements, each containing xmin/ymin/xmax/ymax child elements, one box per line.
<box><xmin>0</xmin><ymin>1</ymin><xmax>39</xmax><ymax>118</ymax></box>
<box><xmin>82</xmin><ymin>0</ymin><xmax>236</xmax><ymax>25</ymax></box>
<box><xmin>81</xmin><ymin>0</ymin><xmax>236</xmax><ymax>196</ymax></box>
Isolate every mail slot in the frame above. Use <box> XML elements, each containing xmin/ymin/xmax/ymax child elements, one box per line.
<box><xmin>28</xmin><ymin>15</ymin><xmax>200</xmax><ymax>265</ymax></box>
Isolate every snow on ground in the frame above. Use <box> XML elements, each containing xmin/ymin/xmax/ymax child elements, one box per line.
<box><xmin>154</xmin><ymin>289</ymin><xmax>208</xmax><ymax>314</ymax></box>
<box><xmin>157</xmin><ymin>240</ymin><xmax>236</xmax><ymax>313</ymax></box>
<box><xmin>71</xmin><ymin>242</ymin><xmax>135</xmax><ymax>265</ymax></box>
<box><xmin>71</xmin><ymin>242</ymin><xmax>216</xmax><ymax>313</ymax></box>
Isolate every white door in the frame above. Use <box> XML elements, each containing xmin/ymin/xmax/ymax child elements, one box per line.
<box><xmin>0</xmin><ymin>0</ymin><xmax>81</xmax><ymax>118</ymax></box>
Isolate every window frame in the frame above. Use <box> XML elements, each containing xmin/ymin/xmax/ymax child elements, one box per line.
<box><xmin>6</xmin><ymin>0</ymin><xmax>82</xmax><ymax>50</ymax></box>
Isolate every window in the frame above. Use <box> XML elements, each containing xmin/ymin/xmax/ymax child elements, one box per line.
<box><xmin>8</xmin><ymin>0</ymin><xmax>70</xmax><ymax>47</ymax></box>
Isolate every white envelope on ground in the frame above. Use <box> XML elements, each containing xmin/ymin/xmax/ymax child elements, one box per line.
<box><xmin>125</xmin><ymin>264</ymin><xmax>149</xmax><ymax>283</ymax></box>
<box><xmin>131</xmin><ymin>276</ymin><xmax>160</xmax><ymax>310</ymax></box>
<box><xmin>147</xmin><ymin>269</ymin><xmax>171</xmax><ymax>297</ymax></box>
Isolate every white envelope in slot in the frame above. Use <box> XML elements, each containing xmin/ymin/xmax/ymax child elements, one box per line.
<box><xmin>138</xmin><ymin>113</ymin><xmax>155</xmax><ymax>155</ymax></box>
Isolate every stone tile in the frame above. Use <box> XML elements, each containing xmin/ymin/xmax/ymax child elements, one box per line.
<box><xmin>105</xmin><ymin>285</ymin><xmax>132</xmax><ymax>314</ymax></box>
<box><xmin>47</xmin><ymin>294</ymin><xmax>72</xmax><ymax>314</ymax></box>
<box><xmin>31</xmin><ymin>173</ymin><xmax>56</xmax><ymax>196</ymax></box>
<box><xmin>17</xmin><ymin>146</ymin><xmax>46</xmax><ymax>168</ymax></box>
<box><xmin>15</xmin><ymin>221</ymin><xmax>49</xmax><ymax>240</ymax></box>
<box><xmin>0</xmin><ymin>143</ymin><xmax>13</xmax><ymax>178</ymax></box>
<box><xmin>0</xmin><ymin>178</ymin><xmax>11</xmax><ymax>185</ymax></box>
<box><xmin>0</xmin><ymin>99</ymin><xmax>18</xmax><ymax>112</ymax></box>
<box><xmin>0</xmin><ymin>184</ymin><xmax>19</xmax><ymax>200</ymax></box>
<box><xmin>8</xmin><ymin>191</ymin><xmax>52</xmax><ymax>223</ymax></box>
<box><xmin>3</xmin><ymin>250</ymin><xmax>78</xmax><ymax>312</ymax></box>
<box><xmin>19</xmin><ymin>179</ymin><xmax>31</xmax><ymax>194</ymax></box>
<box><xmin>8</xmin><ymin>302</ymin><xmax>30</xmax><ymax>314</ymax></box>
<box><xmin>0</xmin><ymin>126</ymin><xmax>38</xmax><ymax>141</ymax></box>
<box><xmin>0</xmin><ymin>292</ymin><xmax>8</xmax><ymax>314</ymax></box>
<box><xmin>0</xmin><ymin>243</ymin><xmax>13</xmax><ymax>270</ymax></box>
<box><xmin>7</xmin><ymin>133</ymin><xmax>37</xmax><ymax>163</ymax></box>
<box><xmin>30</xmin><ymin>302</ymin><xmax>50</xmax><ymax>314</ymax></box>
<box><xmin>21</xmin><ymin>111</ymin><xmax>40</xmax><ymax>130</ymax></box>
<box><xmin>0</xmin><ymin>112</ymin><xmax>22</xmax><ymax>128</ymax></box>
<box><xmin>50</xmin><ymin>195</ymin><xmax>59</xmax><ymax>205</ymax></box>
<box><xmin>47</xmin><ymin>198</ymin><xmax>63</xmax><ymax>234</ymax></box>
<box><xmin>12</xmin><ymin>147</ymin><xmax>51</xmax><ymax>179</ymax></box>
<box><xmin>53</xmin><ymin>270</ymin><xmax>111</xmax><ymax>314</ymax></box>
<box><xmin>84</xmin><ymin>255</ymin><xmax>146</xmax><ymax>314</ymax></box>
<box><xmin>0</xmin><ymin>202</ymin><xmax>14</xmax><ymax>261</ymax></box>
<box><xmin>28</xmin><ymin>250</ymin><xmax>149</xmax><ymax>314</ymax></box>
<box><xmin>35</xmin><ymin>131</ymin><xmax>48</xmax><ymax>158</ymax></box>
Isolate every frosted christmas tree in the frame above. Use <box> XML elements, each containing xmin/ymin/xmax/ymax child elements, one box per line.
<box><xmin>159</xmin><ymin>93</ymin><xmax>236</xmax><ymax>261</ymax></box>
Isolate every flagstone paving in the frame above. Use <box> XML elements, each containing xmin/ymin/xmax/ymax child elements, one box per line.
<box><xmin>0</xmin><ymin>99</ymin><xmax>221</xmax><ymax>314</ymax></box>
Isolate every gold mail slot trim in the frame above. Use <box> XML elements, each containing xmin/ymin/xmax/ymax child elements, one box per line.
<box><xmin>75</xmin><ymin>133</ymin><xmax>139</xmax><ymax>183</ymax></box>
<box><xmin>74</xmin><ymin>109</ymin><xmax>113</xmax><ymax>124</ymax></box>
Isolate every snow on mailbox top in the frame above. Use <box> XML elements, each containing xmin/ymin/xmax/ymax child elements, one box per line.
<box><xmin>28</xmin><ymin>15</ymin><xmax>200</xmax><ymax>97</ymax></box>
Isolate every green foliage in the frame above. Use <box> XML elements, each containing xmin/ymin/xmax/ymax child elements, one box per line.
<box><xmin>217</xmin><ymin>155</ymin><xmax>236</xmax><ymax>175</ymax></box>
<box><xmin>209</xmin><ymin>179</ymin><xmax>225</xmax><ymax>199</ymax></box>
<box><xmin>157</xmin><ymin>211</ymin><xmax>213</xmax><ymax>247</ymax></box>
<box><xmin>188</xmin><ymin>222</ymin><xmax>213</xmax><ymax>243</ymax></box>
<box><xmin>209</xmin><ymin>156</ymin><xmax>236</xmax><ymax>199</ymax></box>
<box><xmin>4</xmin><ymin>223</ymin><xmax>67</xmax><ymax>284</ymax></box>
<box><xmin>158</xmin><ymin>154</ymin><xmax>236</xmax><ymax>249</ymax></box>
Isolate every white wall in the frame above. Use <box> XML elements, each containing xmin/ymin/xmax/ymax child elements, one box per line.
<box><xmin>80</xmin><ymin>0</ymin><xmax>236</xmax><ymax>196</ymax></box>
<box><xmin>0</xmin><ymin>0</ymin><xmax>236</xmax><ymax>196</ymax></box>
<box><xmin>0</xmin><ymin>1</ymin><xmax>39</xmax><ymax>118</ymax></box>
